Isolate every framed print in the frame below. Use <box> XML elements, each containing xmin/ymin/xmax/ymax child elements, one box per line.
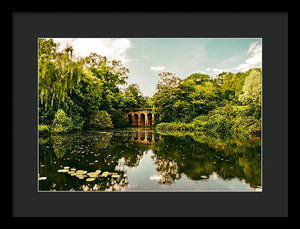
<box><xmin>38</xmin><ymin>37</ymin><xmax>262</xmax><ymax>192</ymax></box>
<box><xmin>12</xmin><ymin>11</ymin><xmax>291</xmax><ymax>218</ymax></box>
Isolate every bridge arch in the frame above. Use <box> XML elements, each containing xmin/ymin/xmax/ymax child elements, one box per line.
<box><xmin>140</xmin><ymin>113</ymin><xmax>145</xmax><ymax>126</ymax></box>
<box><xmin>146</xmin><ymin>113</ymin><xmax>152</xmax><ymax>127</ymax></box>
<box><xmin>127</xmin><ymin>113</ymin><xmax>133</xmax><ymax>125</ymax></box>
<box><xmin>133</xmin><ymin>113</ymin><xmax>139</xmax><ymax>126</ymax></box>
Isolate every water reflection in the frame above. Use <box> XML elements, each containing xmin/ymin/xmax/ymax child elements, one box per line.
<box><xmin>39</xmin><ymin>128</ymin><xmax>261</xmax><ymax>191</ymax></box>
<box><xmin>128</xmin><ymin>128</ymin><xmax>156</xmax><ymax>144</ymax></box>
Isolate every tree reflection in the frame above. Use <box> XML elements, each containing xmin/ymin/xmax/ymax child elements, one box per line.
<box><xmin>152</xmin><ymin>131</ymin><xmax>261</xmax><ymax>188</ymax></box>
<box><xmin>39</xmin><ymin>131</ymin><xmax>146</xmax><ymax>191</ymax></box>
<box><xmin>152</xmin><ymin>156</ymin><xmax>180</xmax><ymax>184</ymax></box>
<box><xmin>39</xmin><ymin>128</ymin><xmax>261</xmax><ymax>191</ymax></box>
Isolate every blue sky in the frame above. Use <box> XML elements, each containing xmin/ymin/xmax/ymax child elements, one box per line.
<box><xmin>53</xmin><ymin>38</ymin><xmax>262</xmax><ymax>97</ymax></box>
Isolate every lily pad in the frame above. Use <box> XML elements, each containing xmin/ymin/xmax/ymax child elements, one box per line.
<box><xmin>76</xmin><ymin>174</ymin><xmax>87</xmax><ymax>179</ymax></box>
<box><xmin>58</xmin><ymin>169</ymin><xmax>69</xmax><ymax>173</ymax></box>
<box><xmin>39</xmin><ymin>177</ymin><xmax>47</xmax><ymax>180</ymax></box>
<box><xmin>111</xmin><ymin>174</ymin><xmax>120</xmax><ymax>178</ymax></box>
<box><xmin>63</xmin><ymin>166</ymin><xmax>70</xmax><ymax>170</ymax></box>
<box><xmin>87</xmin><ymin>172</ymin><xmax>98</xmax><ymax>178</ymax></box>
<box><xmin>70</xmin><ymin>168</ymin><xmax>76</xmax><ymax>171</ymax></box>
<box><xmin>100</xmin><ymin>171</ymin><xmax>110</xmax><ymax>177</ymax></box>
<box><xmin>76</xmin><ymin>170</ymin><xmax>87</xmax><ymax>175</ymax></box>
<box><xmin>86</xmin><ymin>178</ymin><xmax>96</xmax><ymax>182</ymax></box>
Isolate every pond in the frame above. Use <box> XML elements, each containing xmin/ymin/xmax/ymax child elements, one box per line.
<box><xmin>38</xmin><ymin>128</ymin><xmax>262</xmax><ymax>191</ymax></box>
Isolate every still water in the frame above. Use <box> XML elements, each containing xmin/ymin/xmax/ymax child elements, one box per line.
<box><xmin>38</xmin><ymin>128</ymin><xmax>262</xmax><ymax>191</ymax></box>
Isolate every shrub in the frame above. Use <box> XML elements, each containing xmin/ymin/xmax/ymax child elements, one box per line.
<box><xmin>39</xmin><ymin>124</ymin><xmax>50</xmax><ymax>137</ymax></box>
<box><xmin>52</xmin><ymin>109</ymin><xmax>74</xmax><ymax>133</ymax></box>
<box><xmin>215</xmin><ymin>115</ymin><xmax>232</xmax><ymax>135</ymax></box>
<box><xmin>90</xmin><ymin>110</ymin><xmax>113</xmax><ymax>129</ymax></box>
<box><xmin>110</xmin><ymin>111</ymin><xmax>128</xmax><ymax>128</ymax></box>
<box><xmin>249</xmin><ymin>120</ymin><xmax>261</xmax><ymax>137</ymax></box>
<box><xmin>71</xmin><ymin>113</ymin><xmax>85</xmax><ymax>131</ymax></box>
<box><xmin>232</xmin><ymin>105</ymin><xmax>252</xmax><ymax>117</ymax></box>
<box><xmin>155</xmin><ymin>105</ymin><xmax>261</xmax><ymax>139</ymax></box>
<box><xmin>206</xmin><ymin>114</ymin><xmax>233</xmax><ymax>136</ymax></box>
<box><xmin>192</xmin><ymin>115</ymin><xmax>209</xmax><ymax>131</ymax></box>
<box><xmin>193</xmin><ymin>115</ymin><xmax>209</xmax><ymax>122</ymax></box>
<box><xmin>232</xmin><ymin>116</ymin><xmax>261</xmax><ymax>138</ymax></box>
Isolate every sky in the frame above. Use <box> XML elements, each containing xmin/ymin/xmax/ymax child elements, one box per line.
<box><xmin>53</xmin><ymin>38</ymin><xmax>262</xmax><ymax>97</ymax></box>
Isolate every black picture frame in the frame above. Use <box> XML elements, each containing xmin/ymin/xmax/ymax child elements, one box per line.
<box><xmin>10</xmin><ymin>11</ymin><xmax>294</xmax><ymax>219</ymax></box>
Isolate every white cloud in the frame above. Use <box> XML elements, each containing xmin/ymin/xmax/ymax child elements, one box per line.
<box><xmin>52</xmin><ymin>38</ymin><xmax>133</xmax><ymax>63</ymax></box>
<box><xmin>205</xmin><ymin>41</ymin><xmax>262</xmax><ymax>77</ymax></box>
<box><xmin>205</xmin><ymin>67</ymin><xmax>226</xmax><ymax>77</ymax></box>
<box><xmin>150</xmin><ymin>66</ymin><xmax>165</xmax><ymax>71</ymax></box>
<box><xmin>234</xmin><ymin>42</ymin><xmax>262</xmax><ymax>72</ymax></box>
<box><xmin>205</xmin><ymin>67</ymin><xmax>223</xmax><ymax>73</ymax></box>
<box><xmin>248</xmin><ymin>42</ymin><xmax>258</xmax><ymax>54</ymax></box>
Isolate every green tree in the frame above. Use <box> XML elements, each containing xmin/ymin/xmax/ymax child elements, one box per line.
<box><xmin>39</xmin><ymin>39</ymin><xmax>83</xmax><ymax>108</ymax></box>
<box><xmin>156</xmin><ymin>72</ymin><xmax>181</xmax><ymax>92</ymax></box>
<box><xmin>52</xmin><ymin>109</ymin><xmax>74</xmax><ymax>133</ymax></box>
<box><xmin>39</xmin><ymin>39</ymin><xmax>131</xmax><ymax>131</ymax></box>
<box><xmin>90</xmin><ymin>110</ymin><xmax>113</xmax><ymax>129</ymax></box>
<box><xmin>239</xmin><ymin>69</ymin><xmax>262</xmax><ymax>106</ymax></box>
<box><xmin>120</xmin><ymin>84</ymin><xmax>150</xmax><ymax>108</ymax></box>
<box><xmin>154</xmin><ymin>72</ymin><xmax>219</xmax><ymax>123</ymax></box>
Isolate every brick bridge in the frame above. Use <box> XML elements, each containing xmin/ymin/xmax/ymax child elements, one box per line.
<box><xmin>119</xmin><ymin>108</ymin><xmax>154</xmax><ymax>127</ymax></box>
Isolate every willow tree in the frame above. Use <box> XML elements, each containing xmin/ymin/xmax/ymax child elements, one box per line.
<box><xmin>38</xmin><ymin>38</ymin><xmax>83</xmax><ymax>109</ymax></box>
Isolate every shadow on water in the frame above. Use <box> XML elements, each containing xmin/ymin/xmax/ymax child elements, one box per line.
<box><xmin>39</xmin><ymin>128</ymin><xmax>261</xmax><ymax>191</ymax></box>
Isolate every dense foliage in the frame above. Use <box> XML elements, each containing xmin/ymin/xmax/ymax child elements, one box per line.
<box><xmin>51</xmin><ymin>109</ymin><xmax>75</xmax><ymax>133</ymax></box>
<box><xmin>38</xmin><ymin>39</ymin><xmax>150</xmax><ymax>133</ymax></box>
<box><xmin>39</xmin><ymin>38</ymin><xmax>261</xmax><ymax>138</ymax></box>
<box><xmin>90</xmin><ymin>110</ymin><xmax>113</xmax><ymax>130</ymax></box>
<box><xmin>154</xmin><ymin>69</ymin><xmax>262</xmax><ymax>138</ymax></box>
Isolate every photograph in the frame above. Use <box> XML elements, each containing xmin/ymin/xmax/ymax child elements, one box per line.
<box><xmin>38</xmin><ymin>38</ymin><xmax>262</xmax><ymax>192</ymax></box>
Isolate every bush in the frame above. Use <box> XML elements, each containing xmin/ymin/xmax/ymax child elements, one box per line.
<box><xmin>71</xmin><ymin>113</ymin><xmax>85</xmax><ymax>131</ymax></box>
<box><xmin>233</xmin><ymin>105</ymin><xmax>252</xmax><ymax>117</ymax></box>
<box><xmin>155</xmin><ymin>105</ymin><xmax>261</xmax><ymax>139</ymax></box>
<box><xmin>232</xmin><ymin>116</ymin><xmax>261</xmax><ymax>138</ymax></box>
<box><xmin>206</xmin><ymin>114</ymin><xmax>233</xmax><ymax>135</ymax></box>
<box><xmin>90</xmin><ymin>110</ymin><xmax>113</xmax><ymax>129</ymax></box>
<box><xmin>192</xmin><ymin>115</ymin><xmax>209</xmax><ymax>131</ymax></box>
<box><xmin>249</xmin><ymin>119</ymin><xmax>261</xmax><ymax>137</ymax></box>
<box><xmin>52</xmin><ymin>109</ymin><xmax>74</xmax><ymax>133</ymax></box>
<box><xmin>110</xmin><ymin>111</ymin><xmax>128</xmax><ymax>128</ymax></box>
<box><xmin>39</xmin><ymin>124</ymin><xmax>50</xmax><ymax>137</ymax></box>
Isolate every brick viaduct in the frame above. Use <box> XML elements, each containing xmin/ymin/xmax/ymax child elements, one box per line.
<box><xmin>119</xmin><ymin>108</ymin><xmax>154</xmax><ymax>127</ymax></box>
